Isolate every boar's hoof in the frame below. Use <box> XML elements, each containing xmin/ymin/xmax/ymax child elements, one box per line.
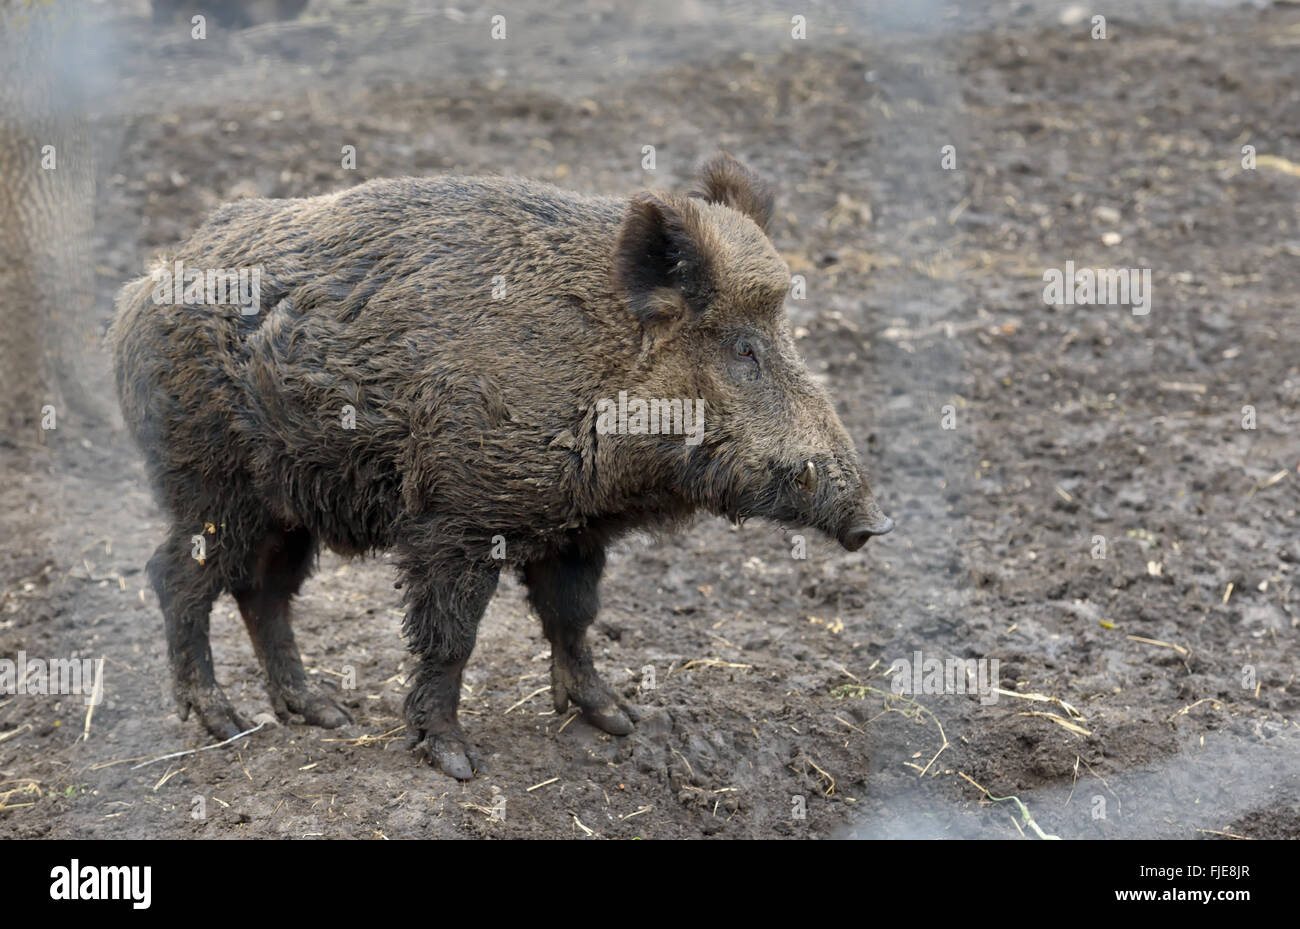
<box><xmin>273</xmin><ymin>688</ymin><xmax>353</xmax><ymax>729</ymax></box>
<box><xmin>553</xmin><ymin>675</ymin><xmax>639</xmax><ymax>736</ymax></box>
<box><xmin>176</xmin><ymin>683</ymin><xmax>252</xmax><ymax>741</ymax></box>
<box><xmin>582</xmin><ymin>702</ymin><xmax>639</xmax><ymax>737</ymax></box>
<box><xmin>413</xmin><ymin>732</ymin><xmax>478</xmax><ymax>780</ymax></box>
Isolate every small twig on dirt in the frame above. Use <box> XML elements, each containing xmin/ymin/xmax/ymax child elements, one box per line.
<box><xmin>917</xmin><ymin>714</ymin><xmax>949</xmax><ymax>778</ymax></box>
<box><xmin>131</xmin><ymin>722</ymin><xmax>266</xmax><ymax>769</ymax></box>
<box><xmin>1158</xmin><ymin>382</ymin><xmax>1206</xmax><ymax>394</ymax></box>
<box><xmin>1066</xmin><ymin>755</ymin><xmax>1082</xmax><ymax>806</ymax></box>
<box><xmin>1246</xmin><ymin>468</ymin><xmax>1289</xmax><ymax>501</ymax></box>
<box><xmin>958</xmin><ymin>772</ymin><xmax>1059</xmax><ymax>840</ymax></box>
<box><xmin>676</xmin><ymin>658</ymin><xmax>753</xmax><ymax>673</ymax></box>
<box><xmin>988</xmin><ymin>688</ymin><xmax>1086</xmax><ymax>720</ymax></box>
<box><xmin>1126</xmin><ymin>635</ymin><xmax>1189</xmax><ymax>657</ymax></box>
<box><xmin>81</xmin><ymin>658</ymin><xmax>104</xmax><ymax>742</ymax></box>
<box><xmin>669</xmin><ymin>747</ymin><xmax>695</xmax><ymax>781</ymax></box>
<box><xmin>0</xmin><ymin>780</ymin><xmax>42</xmax><ymax>812</ymax></box>
<box><xmin>1168</xmin><ymin>697</ymin><xmax>1222</xmax><ymax>723</ymax></box>
<box><xmin>321</xmin><ymin>725</ymin><xmax>405</xmax><ymax>746</ymax></box>
<box><xmin>835</xmin><ymin>715</ymin><xmax>865</xmax><ymax>736</ymax></box>
<box><xmin>1018</xmin><ymin>711</ymin><xmax>1091</xmax><ymax>737</ymax></box>
<box><xmin>89</xmin><ymin>755</ymin><xmax>152</xmax><ymax>771</ymax></box>
<box><xmin>571</xmin><ymin>813</ymin><xmax>594</xmax><ymax>836</ymax></box>
<box><xmin>152</xmin><ymin>767</ymin><xmax>185</xmax><ymax>791</ymax></box>
<box><xmin>802</xmin><ymin>756</ymin><xmax>836</xmax><ymax>796</ymax></box>
<box><xmin>526</xmin><ymin>777</ymin><xmax>559</xmax><ymax>792</ymax></box>
<box><xmin>0</xmin><ymin>724</ymin><xmax>33</xmax><ymax>745</ymax></box>
<box><xmin>1196</xmin><ymin>828</ymin><xmax>1253</xmax><ymax>840</ymax></box>
<box><xmin>503</xmin><ymin>686</ymin><xmax>549</xmax><ymax>715</ymax></box>
<box><xmin>459</xmin><ymin>800</ymin><xmax>498</xmax><ymax>818</ymax></box>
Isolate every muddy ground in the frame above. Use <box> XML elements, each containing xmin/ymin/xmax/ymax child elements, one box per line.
<box><xmin>2</xmin><ymin>0</ymin><xmax>1298</xmax><ymax>839</ymax></box>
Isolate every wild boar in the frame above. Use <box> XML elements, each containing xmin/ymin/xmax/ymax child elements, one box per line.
<box><xmin>109</xmin><ymin>154</ymin><xmax>893</xmax><ymax>778</ymax></box>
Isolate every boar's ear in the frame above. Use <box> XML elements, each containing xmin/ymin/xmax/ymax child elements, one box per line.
<box><xmin>688</xmin><ymin>152</ymin><xmax>775</xmax><ymax>234</ymax></box>
<box><xmin>613</xmin><ymin>193</ymin><xmax>717</xmax><ymax>328</ymax></box>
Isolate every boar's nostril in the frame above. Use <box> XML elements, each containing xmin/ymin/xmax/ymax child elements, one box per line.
<box><xmin>840</xmin><ymin>516</ymin><xmax>895</xmax><ymax>551</ymax></box>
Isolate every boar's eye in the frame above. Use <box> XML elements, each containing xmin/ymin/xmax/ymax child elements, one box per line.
<box><xmin>733</xmin><ymin>338</ymin><xmax>758</xmax><ymax>366</ymax></box>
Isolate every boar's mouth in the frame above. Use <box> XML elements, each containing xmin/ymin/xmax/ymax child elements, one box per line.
<box><xmin>777</xmin><ymin>458</ymin><xmax>893</xmax><ymax>551</ymax></box>
<box><xmin>726</xmin><ymin>461</ymin><xmax>816</xmax><ymax>525</ymax></box>
<box><xmin>685</xmin><ymin>452</ymin><xmax>892</xmax><ymax>551</ymax></box>
<box><xmin>715</xmin><ymin>460</ymin><xmax>891</xmax><ymax>551</ymax></box>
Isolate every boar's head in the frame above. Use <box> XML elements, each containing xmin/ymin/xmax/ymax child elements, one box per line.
<box><xmin>611</xmin><ymin>153</ymin><xmax>892</xmax><ymax>550</ymax></box>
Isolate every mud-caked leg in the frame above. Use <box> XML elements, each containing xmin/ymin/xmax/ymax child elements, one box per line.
<box><xmin>234</xmin><ymin>528</ymin><xmax>351</xmax><ymax>729</ymax></box>
<box><xmin>524</xmin><ymin>541</ymin><xmax>638</xmax><ymax>736</ymax></box>
<box><xmin>401</xmin><ymin>560</ymin><xmax>499</xmax><ymax>779</ymax></box>
<box><xmin>148</xmin><ymin>531</ymin><xmax>249</xmax><ymax>739</ymax></box>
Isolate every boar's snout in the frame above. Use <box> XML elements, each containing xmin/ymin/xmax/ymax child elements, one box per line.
<box><xmin>833</xmin><ymin>481</ymin><xmax>893</xmax><ymax>550</ymax></box>
<box><xmin>839</xmin><ymin>514</ymin><xmax>895</xmax><ymax>551</ymax></box>
<box><xmin>792</xmin><ymin>454</ymin><xmax>892</xmax><ymax>551</ymax></box>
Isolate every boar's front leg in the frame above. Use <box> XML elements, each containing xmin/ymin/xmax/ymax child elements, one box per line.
<box><xmin>524</xmin><ymin>541</ymin><xmax>639</xmax><ymax>736</ymax></box>
<box><xmin>402</xmin><ymin>559</ymin><xmax>500</xmax><ymax>779</ymax></box>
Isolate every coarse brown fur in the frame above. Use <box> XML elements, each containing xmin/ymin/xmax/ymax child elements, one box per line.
<box><xmin>109</xmin><ymin>153</ymin><xmax>892</xmax><ymax>778</ymax></box>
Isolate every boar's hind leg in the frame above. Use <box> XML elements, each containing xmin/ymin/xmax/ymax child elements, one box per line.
<box><xmin>233</xmin><ymin>528</ymin><xmax>352</xmax><ymax>730</ymax></box>
<box><xmin>524</xmin><ymin>543</ymin><xmax>639</xmax><ymax>737</ymax></box>
<box><xmin>402</xmin><ymin>561</ymin><xmax>500</xmax><ymax>780</ymax></box>
<box><xmin>148</xmin><ymin>532</ymin><xmax>250</xmax><ymax>740</ymax></box>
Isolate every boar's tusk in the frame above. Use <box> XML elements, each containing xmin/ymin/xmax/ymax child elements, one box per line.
<box><xmin>798</xmin><ymin>460</ymin><xmax>818</xmax><ymax>494</ymax></box>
